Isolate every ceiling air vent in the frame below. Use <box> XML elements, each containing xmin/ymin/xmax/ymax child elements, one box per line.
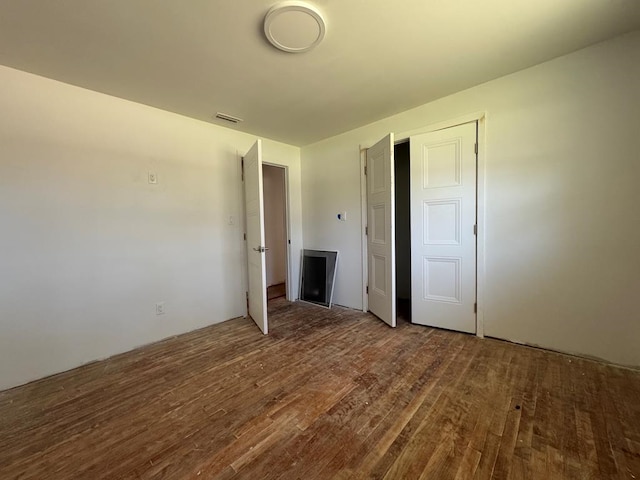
<box><xmin>214</xmin><ymin>112</ymin><xmax>243</xmax><ymax>124</ymax></box>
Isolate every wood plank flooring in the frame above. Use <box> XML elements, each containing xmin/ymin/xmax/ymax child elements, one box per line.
<box><xmin>0</xmin><ymin>299</ymin><xmax>639</xmax><ymax>479</ymax></box>
<box><xmin>267</xmin><ymin>283</ymin><xmax>287</xmax><ymax>301</ymax></box>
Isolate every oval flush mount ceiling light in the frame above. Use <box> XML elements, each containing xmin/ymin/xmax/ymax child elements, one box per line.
<box><xmin>264</xmin><ymin>1</ymin><xmax>326</xmax><ymax>53</ymax></box>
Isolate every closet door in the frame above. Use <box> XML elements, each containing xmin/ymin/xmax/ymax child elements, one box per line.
<box><xmin>410</xmin><ymin>123</ymin><xmax>477</xmax><ymax>333</ymax></box>
<box><xmin>367</xmin><ymin>133</ymin><xmax>396</xmax><ymax>327</ymax></box>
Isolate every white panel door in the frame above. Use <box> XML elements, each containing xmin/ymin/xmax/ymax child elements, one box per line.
<box><xmin>244</xmin><ymin>140</ymin><xmax>268</xmax><ymax>334</ymax></box>
<box><xmin>410</xmin><ymin>123</ymin><xmax>476</xmax><ymax>333</ymax></box>
<box><xmin>367</xmin><ymin>134</ymin><xmax>396</xmax><ymax>327</ymax></box>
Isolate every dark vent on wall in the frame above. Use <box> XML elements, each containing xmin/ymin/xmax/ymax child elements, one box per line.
<box><xmin>214</xmin><ymin>112</ymin><xmax>243</xmax><ymax>124</ymax></box>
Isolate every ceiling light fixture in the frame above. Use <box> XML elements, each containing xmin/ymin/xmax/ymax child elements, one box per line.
<box><xmin>264</xmin><ymin>1</ymin><xmax>326</xmax><ymax>53</ymax></box>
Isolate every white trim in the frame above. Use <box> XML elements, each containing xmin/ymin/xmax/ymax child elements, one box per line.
<box><xmin>239</xmin><ymin>150</ymin><xmax>249</xmax><ymax>319</ymax></box>
<box><xmin>359</xmin><ymin>145</ymin><xmax>368</xmax><ymax>313</ymax></box>
<box><xmin>396</xmin><ymin>111</ymin><xmax>487</xmax><ymax>142</ymax></box>
<box><xmin>475</xmin><ymin>115</ymin><xmax>487</xmax><ymax>338</ymax></box>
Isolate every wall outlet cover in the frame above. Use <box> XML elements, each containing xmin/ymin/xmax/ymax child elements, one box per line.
<box><xmin>156</xmin><ymin>302</ymin><xmax>165</xmax><ymax>315</ymax></box>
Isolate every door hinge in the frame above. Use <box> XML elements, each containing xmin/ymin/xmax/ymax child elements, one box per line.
<box><xmin>243</xmin><ymin>233</ymin><xmax>246</xmax><ymax>241</ymax></box>
<box><xmin>474</xmin><ymin>143</ymin><xmax>478</xmax><ymax>155</ymax></box>
<box><xmin>474</xmin><ymin>302</ymin><xmax>477</xmax><ymax>314</ymax></box>
<box><xmin>288</xmin><ymin>239</ymin><xmax>291</xmax><ymax>244</ymax></box>
<box><xmin>473</xmin><ymin>224</ymin><xmax>478</xmax><ymax>235</ymax></box>
<box><xmin>365</xmin><ymin>225</ymin><xmax>368</xmax><ymax>236</ymax></box>
<box><xmin>364</xmin><ymin>161</ymin><xmax>367</xmax><ymax>176</ymax></box>
<box><xmin>241</xmin><ymin>157</ymin><xmax>244</xmax><ymax>181</ymax></box>
<box><xmin>366</xmin><ymin>285</ymin><xmax>369</xmax><ymax>294</ymax></box>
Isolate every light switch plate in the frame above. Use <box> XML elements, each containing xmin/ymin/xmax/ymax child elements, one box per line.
<box><xmin>148</xmin><ymin>172</ymin><xmax>158</xmax><ymax>184</ymax></box>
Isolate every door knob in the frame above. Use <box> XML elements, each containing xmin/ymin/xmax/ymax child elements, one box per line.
<box><xmin>253</xmin><ymin>246</ymin><xmax>269</xmax><ymax>252</ymax></box>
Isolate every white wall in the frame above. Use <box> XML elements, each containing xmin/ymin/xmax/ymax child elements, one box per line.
<box><xmin>263</xmin><ymin>165</ymin><xmax>287</xmax><ymax>287</ymax></box>
<box><xmin>301</xmin><ymin>31</ymin><xmax>640</xmax><ymax>367</ymax></box>
<box><xmin>0</xmin><ymin>65</ymin><xmax>301</xmax><ymax>390</ymax></box>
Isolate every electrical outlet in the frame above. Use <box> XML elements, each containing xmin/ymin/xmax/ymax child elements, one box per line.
<box><xmin>148</xmin><ymin>172</ymin><xmax>158</xmax><ymax>184</ymax></box>
<box><xmin>156</xmin><ymin>302</ymin><xmax>165</xmax><ymax>315</ymax></box>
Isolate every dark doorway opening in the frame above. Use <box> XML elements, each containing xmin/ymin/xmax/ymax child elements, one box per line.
<box><xmin>395</xmin><ymin>141</ymin><xmax>411</xmax><ymax>322</ymax></box>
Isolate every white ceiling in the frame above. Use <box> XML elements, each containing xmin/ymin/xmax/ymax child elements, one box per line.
<box><xmin>1</xmin><ymin>1</ymin><xmax>639</xmax><ymax>146</ymax></box>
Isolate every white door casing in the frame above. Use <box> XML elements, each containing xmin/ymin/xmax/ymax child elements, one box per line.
<box><xmin>367</xmin><ymin>133</ymin><xmax>396</xmax><ymax>327</ymax></box>
<box><xmin>244</xmin><ymin>140</ymin><xmax>268</xmax><ymax>334</ymax></box>
<box><xmin>410</xmin><ymin>123</ymin><xmax>477</xmax><ymax>333</ymax></box>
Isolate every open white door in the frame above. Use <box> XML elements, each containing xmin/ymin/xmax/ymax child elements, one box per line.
<box><xmin>367</xmin><ymin>134</ymin><xmax>396</xmax><ymax>327</ymax></box>
<box><xmin>244</xmin><ymin>140</ymin><xmax>268</xmax><ymax>334</ymax></box>
<box><xmin>410</xmin><ymin>123</ymin><xmax>477</xmax><ymax>333</ymax></box>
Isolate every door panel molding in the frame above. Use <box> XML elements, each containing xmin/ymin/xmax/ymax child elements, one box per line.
<box><xmin>411</xmin><ymin>122</ymin><xmax>476</xmax><ymax>334</ymax></box>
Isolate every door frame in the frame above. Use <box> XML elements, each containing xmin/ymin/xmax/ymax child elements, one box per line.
<box><xmin>263</xmin><ymin>161</ymin><xmax>293</xmax><ymax>302</ymax></box>
<box><xmin>241</xmin><ymin>154</ymin><xmax>295</xmax><ymax>324</ymax></box>
<box><xmin>360</xmin><ymin>112</ymin><xmax>487</xmax><ymax>337</ymax></box>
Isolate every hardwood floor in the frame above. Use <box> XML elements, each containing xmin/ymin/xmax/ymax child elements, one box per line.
<box><xmin>1</xmin><ymin>299</ymin><xmax>639</xmax><ymax>479</ymax></box>
<box><xmin>267</xmin><ymin>283</ymin><xmax>287</xmax><ymax>301</ymax></box>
